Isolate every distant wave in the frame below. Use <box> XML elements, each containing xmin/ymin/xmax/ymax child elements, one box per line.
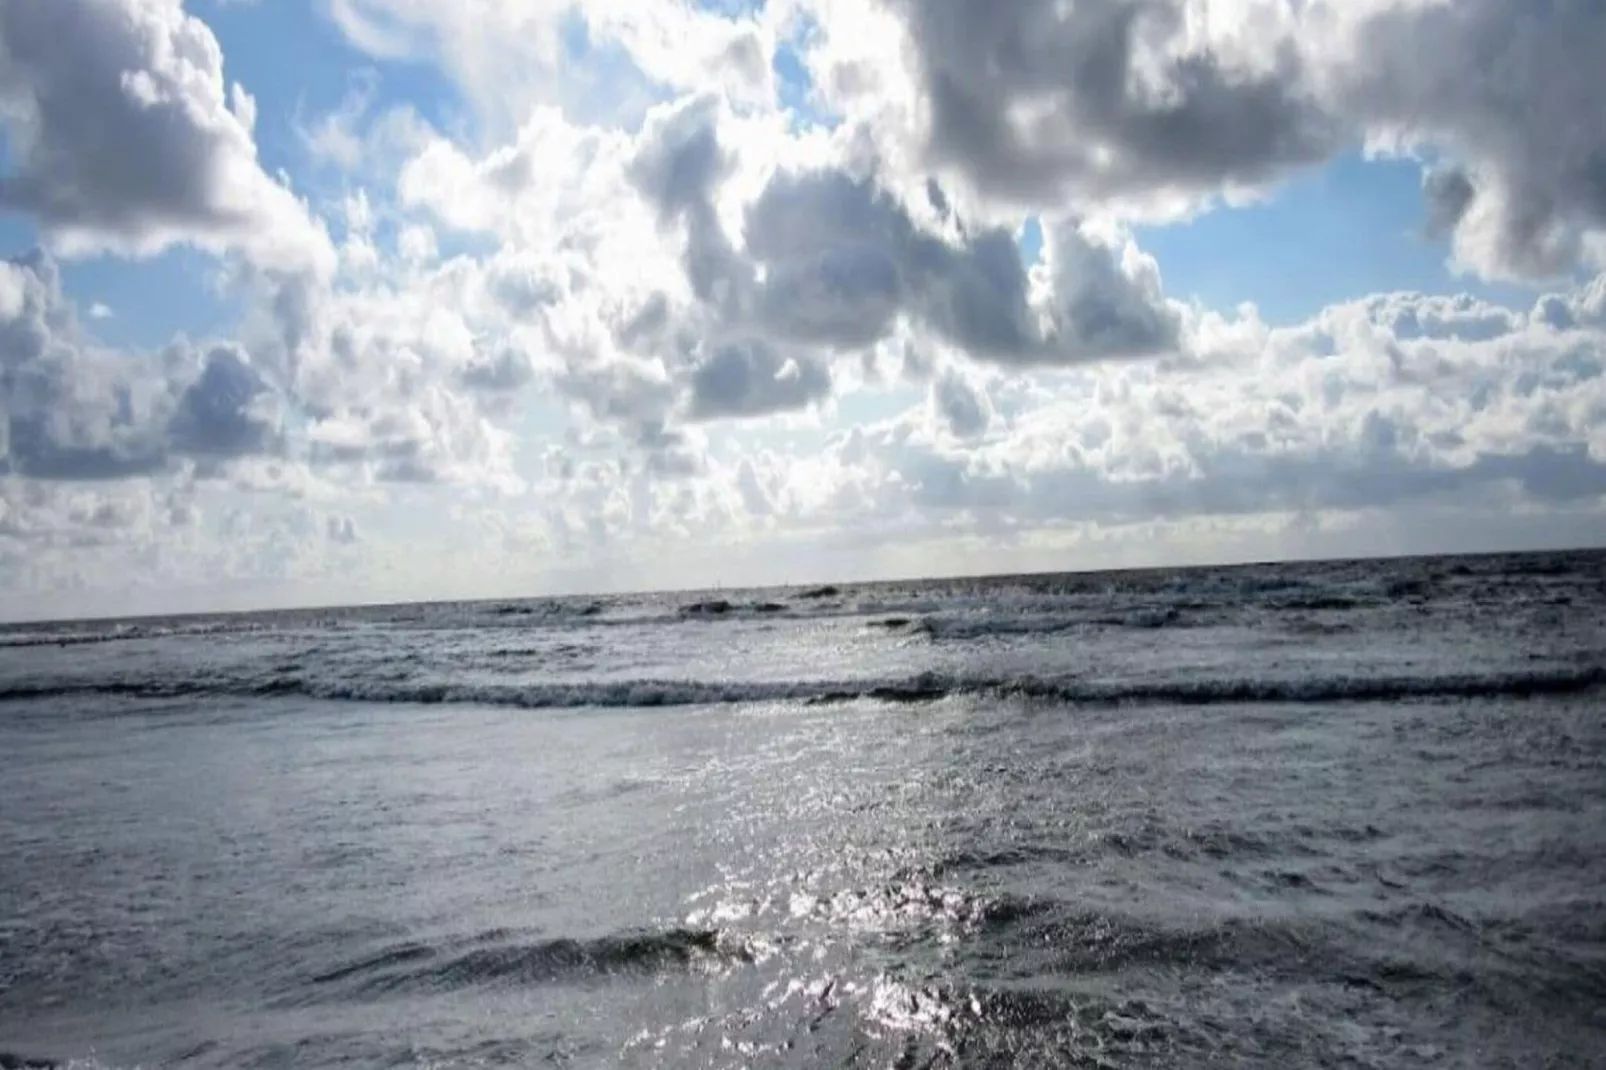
<box><xmin>6</xmin><ymin>561</ymin><xmax>1596</xmax><ymax>647</ymax></box>
<box><xmin>916</xmin><ymin>606</ymin><xmax>1189</xmax><ymax>639</ymax></box>
<box><xmin>4</xmin><ymin>664</ymin><xmax>1601</xmax><ymax>711</ymax></box>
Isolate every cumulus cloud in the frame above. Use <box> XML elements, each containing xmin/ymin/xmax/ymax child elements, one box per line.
<box><xmin>744</xmin><ymin>168</ymin><xmax>1182</xmax><ymax>365</ymax></box>
<box><xmin>608</xmin><ymin>93</ymin><xmax>1183</xmax><ymax>429</ymax></box>
<box><xmin>3</xmin><ymin>0</ymin><xmax>1603</xmax><ymax>612</ymax></box>
<box><xmin>548</xmin><ymin>273</ymin><xmax>1606</xmax><ymax>566</ymax></box>
<box><xmin>810</xmin><ymin>285</ymin><xmax>1606</xmax><ymax>533</ymax></box>
<box><xmin>688</xmin><ymin>339</ymin><xmax>833</xmax><ymax>421</ymax></box>
<box><xmin>319</xmin><ymin>0</ymin><xmax>1606</xmax><ymax>283</ymax></box>
<box><xmin>882</xmin><ymin>0</ymin><xmax>1335</xmax><ymax>208</ymax></box>
<box><xmin>0</xmin><ymin>251</ymin><xmax>284</xmax><ymax>482</ymax></box>
<box><xmin>1338</xmin><ymin>0</ymin><xmax>1606</xmax><ymax>281</ymax></box>
<box><xmin>931</xmin><ymin>368</ymin><xmax>990</xmax><ymax>439</ymax></box>
<box><xmin>793</xmin><ymin>0</ymin><xmax>1606</xmax><ymax>282</ymax></box>
<box><xmin>168</xmin><ymin>345</ymin><xmax>283</xmax><ymax>463</ymax></box>
<box><xmin>0</xmin><ymin>0</ymin><xmax>332</xmax><ymax>273</ymax></box>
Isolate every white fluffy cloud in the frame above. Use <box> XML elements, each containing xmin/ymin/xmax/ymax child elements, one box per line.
<box><xmin>636</xmin><ymin>282</ymin><xmax>1606</xmax><ymax>564</ymax></box>
<box><xmin>1</xmin><ymin>0</ymin><xmax>1603</xmax><ymax>614</ymax></box>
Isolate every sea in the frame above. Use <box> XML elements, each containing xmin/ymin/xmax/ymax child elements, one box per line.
<box><xmin>2</xmin><ymin>549</ymin><xmax>1604</xmax><ymax>1069</ymax></box>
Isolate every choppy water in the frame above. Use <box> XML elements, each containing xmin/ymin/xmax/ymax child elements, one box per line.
<box><xmin>2</xmin><ymin>550</ymin><xmax>1604</xmax><ymax>1068</ymax></box>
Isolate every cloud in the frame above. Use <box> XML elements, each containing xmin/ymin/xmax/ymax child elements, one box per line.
<box><xmin>742</xmin><ymin>167</ymin><xmax>1182</xmax><ymax>365</ymax></box>
<box><xmin>881</xmin><ymin>0</ymin><xmax>1335</xmax><ymax>209</ymax></box>
<box><xmin>1032</xmin><ymin>219</ymin><xmax>1180</xmax><ymax>358</ymax></box>
<box><xmin>349</xmin><ymin>54</ymin><xmax>1181</xmax><ymax>453</ymax></box>
<box><xmin>460</xmin><ymin>343</ymin><xmax>537</xmax><ymax>396</ymax></box>
<box><xmin>5</xmin><ymin>0</ymin><xmax>1602</xmax><ymax>614</ymax></box>
<box><xmin>296</xmin><ymin>68</ymin><xmax>434</xmax><ymax>180</ymax></box>
<box><xmin>820</xmin><ymin>283</ymin><xmax>1606</xmax><ymax>532</ymax></box>
<box><xmin>1337</xmin><ymin>0</ymin><xmax>1606</xmax><ymax>282</ymax></box>
<box><xmin>931</xmin><ymin>368</ymin><xmax>990</xmax><ymax>439</ymax></box>
<box><xmin>322</xmin><ymin>0</ymin><xmax>1606</xmax><ymax>286</ymax></box>
<box><xmin>609</xmin><ymin>94</ymin><xmax>1183</xmax><ymax>423</ymax></box>
<box><xmin>167</xmin><ymin>344</ymin><xmax>283</xmax><ymax>463</ymax></box>
<box><xmin>792</xmin><ymin>0</ymin><xmax>1606</xmax><ymax>282</ymax></box>
<box><xmin>687</xmin><ymin>338</ymin><xmax>833</xmax><ymax>421</ymax></box>
<box><xmin>0</xmin><ymin>251</ymin><xmax>285</xmax><ymax>482</ymax></box>
<box><xmin>2</xmin><ymin>251</ymin><xmax>170</xmax><ymax>480</ymax></box>
<box><xmin>326</xmin><ymin>514</ymin><xmax>359</xmax><ymax>544</ymax></box>
<box><xmin>530</xmin><ymin>273</ymin><xmax>1601</xmax><ymax>569</ymax></box>
<box><xmin>0</xmin><ymin>0</ymin><xmax>332</xmax><ymax>273</ymax></box>
<box><xmin>324</xmin><ymin>0</ymin><xmax>783</xmax><ymax>127</ymax></box>
<box><xmin>266</xmin><ymin>265</ymin><xmax>527</xmax><ymax>490</ymax></box>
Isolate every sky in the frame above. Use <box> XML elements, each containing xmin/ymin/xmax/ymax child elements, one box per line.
<box><xmin>1</xmin><ymin>0</ymin><xmax>1605</xmax><ymax>620</ymax></box>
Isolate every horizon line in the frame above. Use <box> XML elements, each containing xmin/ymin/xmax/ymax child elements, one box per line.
<box><xmin>3</xmin><ymin>541</ymin><xmax>1602</xmax><ymax>632</ymax></box>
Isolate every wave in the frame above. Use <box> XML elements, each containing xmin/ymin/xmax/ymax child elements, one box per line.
<box><xmin>917</xmin><ymin>606</ymin><xmax>1190</xmax><ymax>639</ymax></box>
<box><xmin>0</xmin><ymin>1055</ymin><xmax>59</xmax><ymax>1070</ymax></box>
<box><xmin>3</xmin><ymin>664</ymin><xmax>1601</xmax><ymax>711</ymax></box>
<box><xmin>307</xmin><ymin>928</ymin><xmax>742</xmax><ymax>997</ymax></box>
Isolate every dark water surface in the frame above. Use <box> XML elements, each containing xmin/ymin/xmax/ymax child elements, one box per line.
<box><xmin>3</xmin><ymin>551</ymin><xmax>1604</xmax><ymax>1067</ymax></box>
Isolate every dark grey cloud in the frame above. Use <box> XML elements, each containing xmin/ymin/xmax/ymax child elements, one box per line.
<box><xmin>860</xmin><ymin>0</ymin><xmax>1606</xmax><ymax>281</ymax></box>
<box><xmin>1537</xmin><ymin>275</ymin><xmax>1606</xmax><ymax>332</ymax></box>
<box><xmin>1338</xmin><ymin>0</ymin><xmax>1606</xmax><ymax>280</ymax></box>
<box><xmin>1037</xmin><ymin>220</ymin><xmax>1179</xmax><ymax>357</ymax></box>
<box><xmin>0</xmin><ymin>0</ymin><xmax>324</xmax><ymax>266</ymax></box>
<box><xmin>486</xmin><ymin>260</ymin><xmax>562</xmax><ymax>320</ymax></box>
<box><xmin>912</xmin><ymin>227</ymin><xmax>1040</xmax><ymax>358</ymax></box>
<box><xmin>1423</xmin><ymin>167</ymin><xmax>1477</xmax><ymax>240</ymax></box>
<box><xmin>932</xmin><ymin>370</ymin><xmax>988</xmax><ymax>438</ymax></box>
<box><xmin>885</xmin><ymin>0</ymin><xmax>1336</xmax><ymax>207</ymax></box>
<box><xmin>1</xmin><ymin>251</ymin><xmax>167</xmax><ymax>479</ymax></box>
<box><xmin>744</xmin><ymin>170</ymin><xmax>913</xmax><ymax>350</ymax></box>
<box><xmin>615</xmin><ymin>292</ymin><xmax>672</xmax><ymax>350</ymax></box>
<box><xmin>629</xmin><ymin>94</ymin><xmax>733</xmax><ymax>226</ymax></box>
<box><xmin>793</xmin><ymin>273</ymin><xmax>1606</xmax><ymax>542</ymax></box>
<box><xmin>1</xmin><ymin>251</ymin><xmax>283</xmax><ymax>482</ymax></box>
<box><xmin>366</xmin><ymin>440</ymin><xmax>436</xmax><ymax>484</ymax></box>
<box><xmin>755</xmin><ymin>239</ymin><xmax>904</xmax><ymax>350</ymax></box>
<box><xmin>0</xmin><ymin>0</ymin><xmax>236</xmax><ymax>237</ymax></box>
<box><xmin>687</xmin><ymin>338</ymin><xmax>832</xmax><ymax>421</ymax></box>
<box><xmin>635</xmin><ymin>420</ymin><xmax>706</xmax><ymax>478</ymax></box>
<box><xmin>168</xmin><ymin>345</ymin><xmax>281</xmax><ymax>460</ymax></box>
<box><xmin>554</xmin><ymin>352</ymin><xmax>681</xmax><ymax>454</ymax></box>
<box><xmin>629</xmin><ymin>95</ymin><xmax>751</xmax><ymax>321</ymax></box>
<box><xmin>621</xmin><ymin>98</ymin><xmax>837</xmax><ymax>425</ymax></box>
<box><xmin>744</xmin><ymin>168</ymin><xmax>1179</xmax><ymax>363</ymax></box>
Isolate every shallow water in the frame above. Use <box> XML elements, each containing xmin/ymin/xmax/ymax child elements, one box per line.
<box><xmin>3</xmin><ymin>551</ymin><xmax>1604</xmax><ymax>1067</ymax></box>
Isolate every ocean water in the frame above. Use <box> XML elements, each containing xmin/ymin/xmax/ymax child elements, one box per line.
<box><xmin>2</xmin><ymin>550</ymin><xmax>1604</xmax><ymax>1069</ymax></box>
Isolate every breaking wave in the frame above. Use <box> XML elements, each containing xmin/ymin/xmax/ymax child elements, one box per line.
<box><xmin>4</xmin><ymin>664</ymin><xmax>1601</xmax><ymax>711</ymax></box>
